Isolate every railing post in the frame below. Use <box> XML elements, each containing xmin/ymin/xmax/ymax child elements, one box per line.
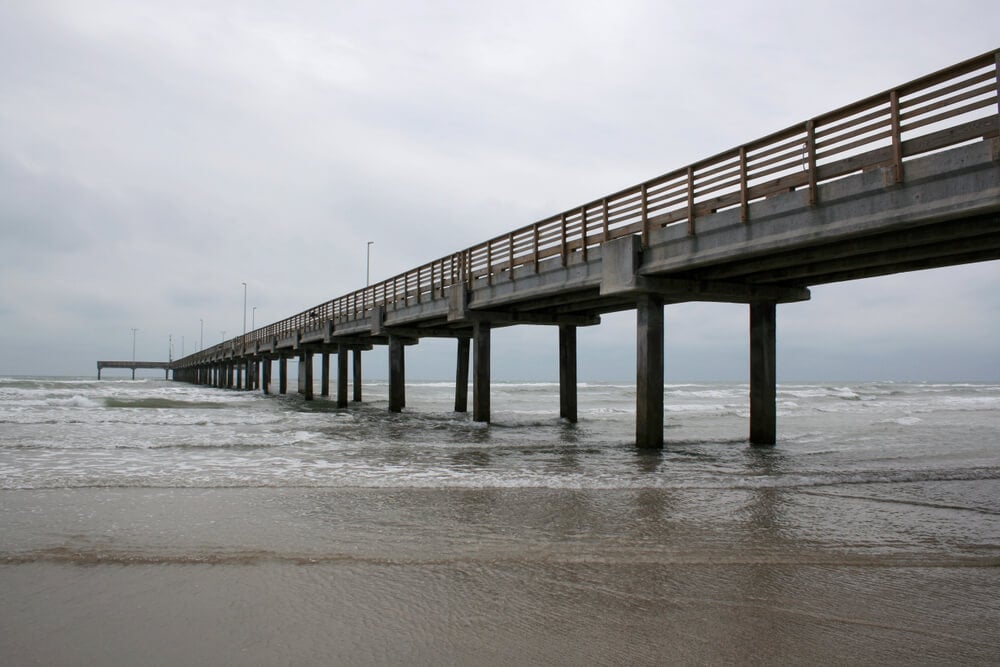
<box><xmin>560</xmin><ymin>213</ymin><xmax>568</xmax><ymax>266</ymax></box>
<box><xmin>487</xmin><ymin>241</ymin><xmax>493</xmax><ymax>285</ymax></box>
<box><xmin>580</xmin><ymin>205</ymin><xmax>588</xmax><ymax>262</ymax></box>
<box><xmin>686</xmin><ymin>166</ymin><xmax>695</xmax><ymax>236</ymax></box>
<box><xmin>533</xmin><ymin>223</ymin><xmax>540</xmax><ymax>273</ymax></box>
<box><xmin>889</xmin><ymin>90</ymin><xmax>903</xmax><ymax>184</ymax></box>
<box><xmin>995</xmin><ymin>52</ymin><xmax>1000</xmax><ymax>115</ymax></box>
<box><xmin>640</xmin><ymin>184</ymin><xmax>649</xmax><ymax>247</ymax></box>
<box><xmin>739</xmin><ymin>145</ymin><xmax>749</xmax><ymax>223</ymax></box>
<box><xmin>806</xmin><ymin>119</ymin><xmax>818</xmax><ymax>204</ymax></box>
<box><xmin>602</xmin><ymin>198</ymin><xmax>609</xmax><ymax>242</ymax></box>
<box><xmin>508</xmin><ymin>232</ymin><xmax>515</xmax><ymax>281</ymax></box>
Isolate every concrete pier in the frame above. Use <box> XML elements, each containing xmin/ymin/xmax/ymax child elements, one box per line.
<box><xmin>298</xmin><ymin>353</ymin><xmax>313</xmax><ymax>400</ymax></box>
<box><xmin>455</xmin><ymin>338</ymin><xmax>470</xmax><ymax>413</ymax></box>
<box><xmin>749</xmin><ymin>303</ymin><xmax>777</xmax><ymax>446</ymax></box>
<box><xmin>635</xmin><ymin>295</ymin><xmax>664</xmax><ymax>449</ymax></box>
<box><xmin>165</xmin><ymin>51</ymin><xmax>1000</xmax><ymax>450</ymax></box>
<box><xmin>389</xmin><ymin>336</ymin><xmax>406</xmax><ymax>412</ymax></box>
<box><xmin>473</xmin><ymin>321</ymin><xmax>490</xmax><ymax>423</ymax></box>
<box><xmin>353</xmin><ymin>350</ymin><xmax>363</xmax><ymax>402</ymax></box>
<box><xmin>320</xmin><ymin>353</ymin><xmax>330</xmax><ymax>397</ymax></box>
<box><xmin>337</xmin><ymin>346</ymin><xmax>349</xmax><ymax>408</ymax></box>
<box><xmin>559</xmin><ymin>325</ymin><xmax>577</xmax><ymax>423</ymax></box>
<box><xmin>279</xmin><ymin>356</ymin><xmax>287</xmax><ymax>395</ymax></box>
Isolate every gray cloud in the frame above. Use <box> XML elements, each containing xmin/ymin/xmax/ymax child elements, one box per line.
<box><xmin>1</xmin><ymin>0</ymin><xmax>998</xmax><ymax>379</ymax></box>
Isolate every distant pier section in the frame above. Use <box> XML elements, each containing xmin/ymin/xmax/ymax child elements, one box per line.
<box><xmin>97</xmin><ymin>361</ymin><xmax>172</xmax><ymax>380</ymax></box>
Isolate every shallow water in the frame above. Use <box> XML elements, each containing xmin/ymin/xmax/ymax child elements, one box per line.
<box><xmin>1</xmin><ymin>377</ymin><xmax>999</xmax><ymax>664</ymax></box>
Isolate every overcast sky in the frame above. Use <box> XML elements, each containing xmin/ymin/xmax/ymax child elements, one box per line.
<box><xmin>2</xmin><ymin>0</ymin><xmax>998</xmax><ymax>382</ymax></box>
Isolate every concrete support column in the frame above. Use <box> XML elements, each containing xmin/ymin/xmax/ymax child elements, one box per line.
<box><xmin>236</xmin><ymin>364</ymin><xmax>243</xmax><ymax>390</ymax></box>
<box><xmin>473</xmin><ymin>321</ymin><xmax>491</xmax><ymax>423</ymax></box>
<box><xmin>262</xmin><ymin>358</ymin><xmax>271</xmax><ymax>394</ymax></box>
<box><xmin>636</xmin><ymin>295</ymin><xmax>664</xmax><ymax>448</ymax></box>
<box><xmin>279</xmin><ymin>356</ymin><xmax>288</xmax><ymax>395</ymax></box>
<box><xmin>559</xmin><ymin>325</ymin><xmax>578</xmax><ymax>423</ymax></box>
<box><xmin>337</xmin><ymin>346</ymin><xmax>349</xmax><ymax>408</ymax></box>
<box><xmin>455</xmin><ymin>337</ymin><xmax>470</xmax><ymax>413</ymax></box>
<box><xmin>750</xmin><ymin>302</ymin><xmax>777</xmax><ymax>446</ymax></box>
<box><xmin>320</xmin><ymin>352</ymin><xmax>330</xmax><ymax>397</ymax></box>
<box><xmin>298</xmin><ymin>352</ymin><xmax>314</xmax><ymax>400</ymax></box>
<box><xmin>131</xmin><ymin>367</ymin><xmax>136</xmax><ymax>381</ymax></box>
<box><xmin>389</xmin><ymin>336</ymin><xmax>406</xmax><ymax>413</ymax></box>
<box><xmin>352</xmin><ymin>349</ymin><xmax>363</xmax><ymax>402</ymax></box>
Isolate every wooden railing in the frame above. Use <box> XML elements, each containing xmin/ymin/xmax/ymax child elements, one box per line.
<box><xmin>182</xmin><ymin>49</ymin><xmax>999</xmax><ymax>366</ymax></box>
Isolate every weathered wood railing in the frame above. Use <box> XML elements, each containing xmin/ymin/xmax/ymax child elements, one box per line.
<box><xmin>187</xmin><ymin>49</ymin><xmax>999</xmax><ymax>363</ymax></box>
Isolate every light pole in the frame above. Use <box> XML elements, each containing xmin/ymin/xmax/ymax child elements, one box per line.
<box><xmin>366</xmin><ymin>241</ymin><xmax>374</xmax><ymax>286</ymax></box>
<box><xmin>242</xmin><ymin>282</ymin><xmax>247</xmax><ymax>336</ymax></box>
<box><xmin>221</xmin><ymin>330</ymin><xmax>226</xmax><ymax>343</ymax></box>
<box><xmin>131</xmin><ymin>328</ymin><xmax>138</xmax><ymax>361</ymax></box>
<box><xmin>200</xmin><ymin>319</ymin><xmax>204</xmax><ymax>351</ymax></box>
<box><xmin>252</xmin><ymin>306</ymin><xmax>257</xmax><ymax>330</ymax></box>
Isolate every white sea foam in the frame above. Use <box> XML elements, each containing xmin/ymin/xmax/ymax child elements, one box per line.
<box><xmin>2</xmin><ymin>377</ymin><xmax>999</xmax><ymax>492</ymax></box>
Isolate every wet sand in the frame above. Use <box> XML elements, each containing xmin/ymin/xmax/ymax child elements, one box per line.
<box><xmin>3</xmin><ymin>486</ymin><xmax>999</xmax><ymax>665</ymax></box>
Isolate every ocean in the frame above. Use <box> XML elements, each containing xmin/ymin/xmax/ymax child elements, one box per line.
<box><xmin>2</xmin><ymin>376</ymin><xmax>999</xmax><ymax>665</ymax></box>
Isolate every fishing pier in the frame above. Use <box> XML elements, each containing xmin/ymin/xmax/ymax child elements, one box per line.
<box><xmin>168</xmin><ymin>50</ymin><xmax>1000</xmax><ymax>448</ymax></box>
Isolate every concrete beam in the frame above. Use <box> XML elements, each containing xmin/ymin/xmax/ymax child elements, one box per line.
<box><xmin>601</xmin><ymin>235</ymin><xmax>808</xmax><ymax>303</ymax></box>
<box><xmin>463</xmin><ymin>310</ymin><xmax>600</xmax><ymax>326</ymax></box>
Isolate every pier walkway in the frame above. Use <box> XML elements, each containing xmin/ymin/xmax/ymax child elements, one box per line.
<box><xmin>170</xmin><ymin>50</ymin><xmax>1000</xmax><ymax>447</ymax></box>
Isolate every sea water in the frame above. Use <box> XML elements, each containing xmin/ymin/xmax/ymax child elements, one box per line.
<box><xmin>2</xmin><ymin>376</ymin><xmax>999</xmax><ymax>664</ymax></box>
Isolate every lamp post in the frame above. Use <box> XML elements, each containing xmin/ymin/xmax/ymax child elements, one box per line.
<box><xmin>131</xmin><ymin>328</ymin><xmax>138</xmax><ymax>361</ymax></box>
<box><xmin>221</xmin><ymin>330</ymin><xmax>226</xmax><ymax>343</ymax></box>
<box><xmin>200</xmin><ymin>319</ymin><xmax>204</xmax><ymax>351</ymax></box>
<box><xmin>242</xmin><ymin>282</ymin><xmax>247</xmax><ymax>336</ymax></box>
<box><xmin>366</xmin><ymin>241</ymin><xmax>374</xmax><ymax>286</ymax></box>
<box><xmin>252</xmin><ymin>306</ymin><xmax>257</xmax><ymax>331</ymax></box>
